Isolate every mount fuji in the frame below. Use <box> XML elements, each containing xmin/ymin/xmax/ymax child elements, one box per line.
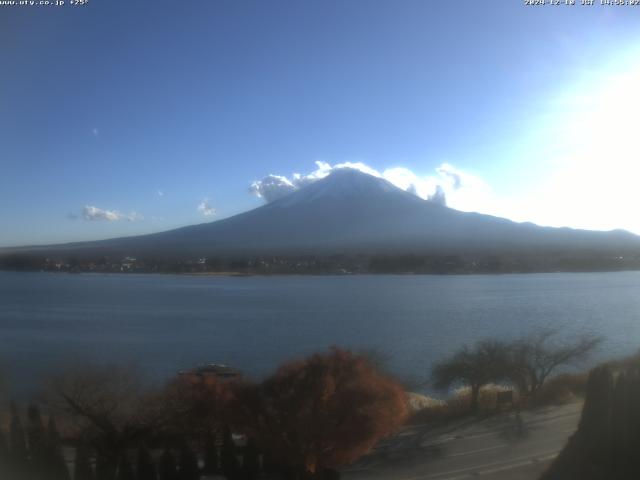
<box><xmin>4</xmin><ymin>168</ymin><xmax>640</xmax><ymax>258</ymax></box>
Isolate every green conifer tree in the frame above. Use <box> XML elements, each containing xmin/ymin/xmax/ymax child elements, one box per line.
<box><xmin>9</xmin><ymin>402</ymin><xmax>28</xmax><ymax>473</ymax></box>
<box><xmin>221</xmin><ymin>425</ymin><xmax>239</xmax><ymax>480</ymax></box>
<box><xmin>136</xmin><ymin>446</ymin><xmax>157</xmax><ymax>480</ymax></box>
<box><xmin>178</xmin><ymin>444</ymin><xmax>199</xmax><ymax>480</ymax></box>
<box><xmin>26</xmin><ymin>404</ymin><xmax>47</xmax><ymax>472</ymax></box>
<box><xmin>116</xmin><ymin>452</ymin><xmax>135</xmax><ymax>480</ymax></box>
<box><xmin>0</xmin><ymin>429</ymin><xmax>10</xmax><ymax>478</ymax></box>
<box><xmin>74</xmin><ymin>446</ymin><xmax>95</xmax><ymax>480</ymax></box>
<box><xmin>159</xmin><ymin>449</ymin><xmax>179</xmax><ymax>480</ymax></box>
<box><xmin>202</xmin><ymin>434</ymin><xmax>218</xmax><ymax>475</ymax></box>
<box><xmin>95</xmin><ymin>450</ymin><xmax>117</xmax><ymax>480</ymax></box>
<box><xmin>242</xmin><ymin>439</ymin><xmax>260</xmax><ymax>480</ymax></box>
<box><xmin>47</xmin><ymin>415</ymin><xmax>71</xmax><ymax>480</ymax></box>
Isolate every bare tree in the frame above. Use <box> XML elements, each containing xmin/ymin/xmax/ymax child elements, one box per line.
<box><xmin>507</xmin><ymin>329</ymin><xmax>602</xmax><ymax>397</ymax></box>
<box><xmin>431</xmin><ymin>340</ymin><xmax>510</xmax><ymax>413</ymax></box>
<box><xmin>43</xmin><ymin>364</ymin><xmax>164</xmax><ymax>466</ymax></box>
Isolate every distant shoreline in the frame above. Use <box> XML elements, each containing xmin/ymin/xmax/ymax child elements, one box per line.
<box><xmin>3</xmin><ymin>267</ymin><xmax>640</xmax><ymax>278</ymax></box>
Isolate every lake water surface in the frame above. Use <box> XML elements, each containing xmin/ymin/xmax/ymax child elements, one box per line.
<box><xmin>1</xmin><ymin>271</ymin><xmax>640</xmax><ymax>396</ymax></box>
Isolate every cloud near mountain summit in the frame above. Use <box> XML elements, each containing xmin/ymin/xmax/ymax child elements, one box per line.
<box><xmin>250</xmin><ymin>161</ymin><xmax>490</xmax><ymax>210</ymax></box>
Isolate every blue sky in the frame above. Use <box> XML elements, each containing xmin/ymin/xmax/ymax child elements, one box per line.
<box><xmin>2</xmin><ymin>0</ymin><xmax>640</xmax><ymax>247</ymax></box>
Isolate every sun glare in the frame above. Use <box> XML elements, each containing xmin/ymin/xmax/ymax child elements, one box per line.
<box><xmin>534</xmin><ymin>62</ymin><xmax>640</xmax><ymax>233</ymax></box>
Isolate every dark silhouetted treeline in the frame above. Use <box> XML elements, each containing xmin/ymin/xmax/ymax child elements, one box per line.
<box><xmin>3</xmin><ymin>252</ymin><xmax>640</xmax><ymax>275</ymax></box>
<box><xmin>0</xmin><ymin>403</ymin><xmax>69</xmax><ymax>480</ymax></box>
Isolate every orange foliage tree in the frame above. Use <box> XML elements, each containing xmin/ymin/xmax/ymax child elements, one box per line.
<box><xmin>161</xmin><ymin>373</ymin><xmax>239</xmax><ymax>439</ymax></box>
<box><xmin>235</xmin><ymin>347</ymin><xmax>408</xmax><ymax>477</ymax></box>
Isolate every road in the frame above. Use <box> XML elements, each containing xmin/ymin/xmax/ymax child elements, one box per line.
<box><xmin>342</xmin><ymin>402</ymin><xmax>582</xmax><ymax>480</ymax></box>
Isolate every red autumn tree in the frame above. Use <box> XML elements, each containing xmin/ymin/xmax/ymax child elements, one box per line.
<box><xmin>236</xmin><ymin>347</ymin><xmax>408</xmax><ymax>477</ymax></box>
<box><xmin>161</xmin><ymin>372</ymin><xmax>239</xmax><ymax>438</ymax></box>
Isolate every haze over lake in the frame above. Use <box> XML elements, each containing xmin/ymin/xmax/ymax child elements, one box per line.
<box><xmin>2</xmin><ymin>271</ymin><xmax>640</xmax><ymax>396</ymax></box>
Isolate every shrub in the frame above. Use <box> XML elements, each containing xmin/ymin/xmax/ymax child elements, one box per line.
<box><xmin>526</xmin><ymin>373</ymin><xmax>588</xmax><ymax>408</ymax></box>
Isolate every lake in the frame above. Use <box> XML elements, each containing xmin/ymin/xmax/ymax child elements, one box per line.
<box><xmin>1</xmin><ymin>270</ymin><xmax>639</xmax><ymax>396</ymax></box>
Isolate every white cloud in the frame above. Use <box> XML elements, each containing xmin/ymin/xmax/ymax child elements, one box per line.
<box><xmin>249</xmin><ymin>175</ymin><xmax>297</xmax><ymax>203</ymax></box>
<box><xmin>157</xmin><ymin>190</ymin><xmax>164</xmax><ymax>197</ymax></box>
<box><xmin>249</xmin><ymin>160</ymin><xmax>495</xmax><ymax>214</ymax></box>
<box><xmin>92</xmin><ymin>128</ymin><xmax>98</xmax><ymax>136</ymax></box>
<box><xmin>249</xmin><ymin>161</ymin><xmax>383</xmax><ymax>203</ymax></box>
<box><xmin>82</xmin><ymin>206</ymin><xmax>143</xmax><ymax>222</ymax></box>
<box><xmin>197</xmin><ymin>199</ymin><xmax>216</xmax><ymax>217</ymax></box>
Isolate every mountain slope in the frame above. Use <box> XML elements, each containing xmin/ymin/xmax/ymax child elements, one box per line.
<box><xmin>5</xmin><ymin>169</ymin><xmax>640</xmax><ymax>258</ymax></box>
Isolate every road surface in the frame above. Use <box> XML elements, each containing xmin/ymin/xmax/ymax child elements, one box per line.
<box><xmin>342</xmin><ymin>402</ymin><xmax>582</xmax><ymax>480</ymax></box>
